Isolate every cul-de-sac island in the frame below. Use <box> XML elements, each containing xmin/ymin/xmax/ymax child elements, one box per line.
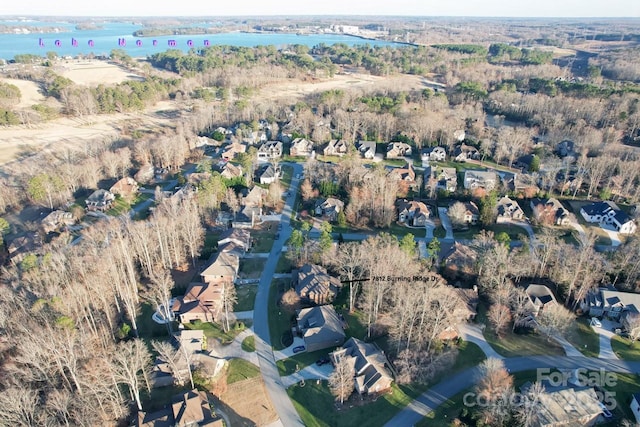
<box><xmin>1</xmin><ymin>9</ymin><xmax>640</xmax><ymax>427</ymax></box>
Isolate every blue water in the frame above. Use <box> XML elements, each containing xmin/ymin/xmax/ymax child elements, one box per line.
<box><xmin>0</xmin><ymin>21</ymin><xmax>401</xmax><ymax>60</ymax></box>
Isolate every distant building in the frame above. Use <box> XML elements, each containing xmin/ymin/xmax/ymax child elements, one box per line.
<box><xmin>357</xmin><ymin>141</ymin><xmax>377</xmax><ymax>159</ymax></box>
<box><xmin>323</xmin><ymin>139</ymin><xmax>350</xmax><ymax>157</ymax></box>
<box><xmin>496</xmin><ymin>196</ymin><xmax>525</xmax><ymax>222</ymax></box>
<box><xmin>386</xmin><ymin>142</ymin><xmax>412</xmax><ymax>159</ymax></box>
<box><xmin>463</xmin><ymin>170</ymin><xmax>497</xmax><ymax>191</ymax></box>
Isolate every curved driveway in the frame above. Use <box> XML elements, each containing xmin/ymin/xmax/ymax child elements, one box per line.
<box><xmin>253</xmin><ymin>162</ymin><xmax>305</xmax><ymax>427</ymax></box>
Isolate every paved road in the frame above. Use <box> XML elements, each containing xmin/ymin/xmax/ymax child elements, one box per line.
<box><xmin>385</xmin><ymin>356</ymin><xmax>640</xmax><ymax>427</ymax></box>
<box><xmin>253</xmin><ymin>162</ymin><xmax>305</xmax><ymax>427</ymax></box>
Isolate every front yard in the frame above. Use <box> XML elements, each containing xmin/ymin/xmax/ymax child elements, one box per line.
<box><xmin>238</xmin><ymin>259</ymin><xmax>266</xmax><ymax>279</ymax></box>
<box><xmin>268</xmin><ymin>278</ymin><xmax>295</xmax><ymax>350</ymax></box>
<box><xmin>566</xmin><ymin>317</ymin><xmax>600</xmax><ymax>357</ymax></box>
<box><xmin>277</xmin><ymin>348</ymin><xmax>335</xmax><ymax>376</ymax></box>
<box><xmin>184</xmin><ymin>320</ymin><xmax>251</xmax><ymax>345</ymax></box>
<box><xmin>611</xmin><ymin>335</ymin><xmax>640</xmax><ymax>361</ymax></box>
<box><xmin>235</xmin><ymin>284</ymin><xmax>258</xmax><ymax>311</ymax></box>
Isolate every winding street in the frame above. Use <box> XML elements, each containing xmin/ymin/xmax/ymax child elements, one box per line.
<box><xmin>252</xmin><ymin>162</ymin><xmax>305</xmax><ymax>427</ymax></box>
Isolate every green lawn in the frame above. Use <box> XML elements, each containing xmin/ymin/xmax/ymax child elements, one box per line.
<box><xmin>235</xmin><ymin>284</ymin><xmax>257</xmax><ymax>311</ymax></box>
<box><xmin>602</xmin><ymin>372</ymin><xmax>640</xmax><ymax>423</ymax></box>
<box><xmin>452</xmin><ymin>223</ymin><xmax>528</xmax><ymax>241</ymax></box>
<box><xmin>450</xmin><ymin>341</ymin><xmax>486</xmax><ymax>372</ymax></box>
<box><xmin>241</xmin><ymin>335</ymin><xmax>255</xmax><ymax>352</ymax></box>
<box><xmin>136</xmin><ymin>302</ymin><xmax>172</xmax><ymax>340</ymax></box>
<box><xmin>252</xmin><ymin>226</ymin><xmax>277</xmax><ymax>252</ymax></box>
<box><xmin>277</xmin><ymin>348</ymin><xmax>335</xmax><ymax>376</ymax></box>
<box><xmin>238</xmin><ymin>259</ymin><xmax>266</xmax><ymax>279</ymax></box>
<box><xmin>342</xmin><ymin>310</ymin><xmax>369</xmax><ymax>341</ymax></box>
<box><xmin>281</xmin><ymin>165</ymin><xmax>294</xmax><ymax>188</ymax></box>
<box><xmin>106</xmin><ymin>196</ymin><xmax>132</xmax><ymax>216</ymax></box>
<box><xmin>433</xmin><ymin>226</ymin><xmax>446</xmax><ymax>238</ymax></box>
<box><xmin>200</xmin><ymin>231</ymin><xmax>221</xmax><ymax>260</ymax></box>
<box><xmin>387</xmin><ymin>223</ymin><xmax>426</xmax><ymax>238</ymax></box>
<box><xmin>566</xmin><ymin>317</ymin><xmax>600</xmax><ymax>357</ymax></box>
<box><xmin>183</xmin><ymin>320</ymin><xmax>251</xmax><ymax>345</ymax></box>
<box><xmin>226</xmin><ymin>358</ymin><xmax>260</xmax><ymax>384</ymax></box>
<box><xmin>275</xmin><ymin>255</ymin><xmax>294</xmax><ymax>273</ymax></box>
<box><xmin>611</xmin><ymin>335</ymin><xmax>640</xmax><ymax>361</ymax></box>
<box><xmin>269</xmin><ymin>279</ymin><xmax>295</xmax><ymax>350</ymax></box>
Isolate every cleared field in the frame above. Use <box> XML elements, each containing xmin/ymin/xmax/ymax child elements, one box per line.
<box><xmin>218</xmin><ymin>376</ymin><xmax>278</xmax><ymax>426</ymax></box>
<box><xmin>0</xmin><ymin>77</ymin><xmax>45</xmax><ymax>107</ymax></box>
<box><xmin>57</xmin><ymin>59</ymin><xmax>144</xmax><ymax>85</ymax></box>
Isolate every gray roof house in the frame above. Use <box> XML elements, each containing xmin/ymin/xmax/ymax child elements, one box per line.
<box><xmin>290</xmin><ymin>138</ymin><xmax>315</xmax><ymax>157</ymax></box>
<box><xmin>530</xmin><ymin>198</ymin><xmax>570</xmax><ymax>226</ymax></box>
<box><xmin>396</xmin><ymin>199</ymin><xmax>431</xmax><ymax>227</ymax></box>
<box><xmin>433</xmin><ymin>166</ymin><xmax>458</xmax><ymax>192</ymax></box>
<box><xmin>315</xmin><ymin>197</ymin><xmax>345</xmax><ymax>221</ymax></box>
<box><xmin>525</xmin><ymin>284</ymin><xmax>557</xmax><ymax>316</ymax></box>
<box><xmin>421</xmin><ymin>146</ymin><xmax>446</xmax><ymax>165</ymax></box>
<box><xmin>331</xmin><ymin>338</ymin><xmax>394</xmax><ymax>395</ymax></box>
<box><xmin>463</xmin><ymin>170</ymin><xmax>497</xmax><ymax>191</ymax></box>
<box><xmin>386</xmin><ymin>142</ymin><xmax>412</xmax><ymax>159</ymax></box>
<box><xmin>296</xmin><ymin>305</ymin><xmax>346</xmax><ymax>352</ymax></box>
<box><xmin>496</xmin><ymin>196</ymin><xmax>525</xmax><ymax>223</ymax></box>
<box><xmin>294</xmin><ymin>264</ymin><xmax>342</xmax><ymax>305</ymax></box>
<box><xmin>217</xmin><ymin>228</ymin><xmax>251</xmax><ymax>255</ymax></box>
<box><xmin>581</xmin><ymin>288</ymin><xmax>640</xmax><ymax>324</ymax></box>
<box><xmin>259</xmin><ymin>164</ymin><xmax>281</xmax><ymax>185</ymax></box>
<box><xmin>580</xmin><ymin>201</ymin><xmax>637</xmax><ymax>235</ymax></box>
<box><xmin>257</xmin><ymin>141</ymin><xmax>283</xmax><ymax>160</ymax></box>
<box><xmin>357</xmin><ymin>141</ymin><xmax>377</xmax><ymax>159</ymax></box>
<box><xmin>86</xmin><ymin>189</ymin><xmax>115</xmax><ymax>212</ymax></box>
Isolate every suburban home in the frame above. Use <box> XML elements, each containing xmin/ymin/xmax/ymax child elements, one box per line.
<box><xmin>217</xmin><ymin>228</ymin><xmax>251</xmax><ymax>255</ymax></box>
<box><xmin>233</xmin><ymin>186</ymin><xmax>267</xmax><ymax>229</ymax></box>
<box><xmin>136</xmin><ymin>389</ymin><xmax>222</xmax><ymax>427</ymax></box>
<box><xmin>258</xmin><ymin>164</ymin><xmax>281</xmax><ymax>185</ymax></box>
<box><xmin>530</xmin><ymin>198</ymin><xmax>570</xmax><ymax>226</ymax></box>
<box><xmin>388</xmin><ymin>162</ymin><xmax>416</xmax><ymax>184</ymax></box>
<box><xmin>242</xmin><ymin>186</ymin><xmax>268</xmax><ymax>208</ymax></box>
<box><xmin>421</xmin><ymin>146</ymin><xmax>446</xmax><ymax>163</ymax></box>
<box><xmin>521</xmin><ymin>386</ymin><xmax>604</xmax><ymax>427</ymax></box>
<box><xmin>221</xmin><ymin>141</ymin><xmax>247</xmax><ymax>161</ymax></box>
<box><xmin>580</xmin><ymin>201</ymin><xmax>637</xmax><ymax>235</ymax></box>
<box><xmin>243</xmin><ymin>130</ymin><xmax>268</xmax><ymax>145</ymax></box>
<box><xmin>293</xmin><ymin>263</ymin><xmax>342</xmax><ymax>305</ymax></box>
<box><xmin>187</xmin><ymin>172</ymin><xmax>212</xmax><ymax>186</ymax></box>
<box><xmin>453</xmin><ymin>201</ymin><xmax>480</xmax><ymax>225</ymax></box>
<box><xmin>463</xmin><ymin>170</ymin><xmax>497</xmax><ymax>191</ymax></box>
<box><xmin>357</xmin><ymin>141</ymin><xmax>377</xmax><ymax>159</ymax></box>
<box><xmin>442</xmin><ymin>242</ymin><xmax>478</xmax><ymax>280</ymax></box>
<box><xmin>290</xmin><ymin>138</ymin><xmax>315</xmax><ymax>157</ymax></box>
<box><xmin>439</xmin><ymin>286</ymin><xmax>479</xmax><ymax>341</ymax></box>
<box><xmin>525</xmin><ymin>284</ymin><xmax>558</xmax><ymax>316</ymax></box>
<box><xmin>453</xmin><ymin>143</ymin><xmax>480</xmax><ymax>162</ymax></box>
<box><xmin>296</xmin><ymin>305</ymin><xmax>346</xmax><ymax>352</ymax></box>
<box><xmin>200</xmin><ymin>251</ymin><xmax>240</xmax><ymax>285</ymax></box>
<box><xmin>257</xmin><ymin>141</ymin><xmax>283</xmax><ymax>160</ymax></box>
<box><xmin>331</xmin><ymin>338</ymin><xmax>394</xmax><ymax>395</ymax></box>
<box><xmin>386</xmin><ymin>142</ymin><xmax>412</xmax><ymax>159</ymax></box>
<box><xmin>7</xmin><ymin>232</ymin><xmax>42</xmax><ymax>264</ymax></box>
<box><xmin>41</xmin><ymin>210</ymin><xmax>75</xmax><ymax>234</ymax></box>
<box><xmin>315</xmin><ymin>197</ymin><xmax>345</xmax><ymax>221</ymax></box>
<box><xmin>220</xmin><ymin>162</ymin><xmax>243</xmax><ymax>180</ymax></box>
<box><xmin>557</xmin><ymin>139</ymin><xmax>577</xmax><ymax>158</ymax></box>
<box><xmin>496</xmin><ymin>196</ymin><xmax>525</xmax><ymax>222</ymax></box>
<box><xmin>175</xmin><ymin>329</ymin><xmax>207</xmax><ymax>354</ymax></box>
<box><xmin>631</xmin><ymin>393</ymin><xmax>640</xmax><ymax>424</ymax></box>
<box><xmin>86</xmin><ymin>189</ymin><xmax>115</xmax><ymax>212</ymax></box>
<box><xmin>396</xmin><ymin>199</ymin><xmax>431</xmax><ymax>227</ymax></box>
<box><xmin>171</xmin><ymin>281</ymin><xmax>224</xmax><ymax>324</ymax></box>
<box><xmin>581</xmin><ymin>288</ymin><xmax>640</xmax><ymax>326</ymax></box>
<box><xmin>109</xmin><ymin>177</ymin><xmax>139</xmax><ymax>200</ymax></box>
<box><xmin>323</xmin><ymin>139</ymin><xmax>350</xmax><ymax>157</ymax></box>
<box><xmin>434</xmin><ymin>167</ymin><xmax>458</xmax><ymax>192</ymax></box>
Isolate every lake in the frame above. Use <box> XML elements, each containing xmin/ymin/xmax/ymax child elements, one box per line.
<box><xmin>0</xmin><ymin>21</ymin><xmax>402</xmax><ymax>60</ymax></box>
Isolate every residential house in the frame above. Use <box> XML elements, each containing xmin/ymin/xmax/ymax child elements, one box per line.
<box><xmin>315</xmin><ymin>197</ymin><xmax>345</xmax><ymax>221</ymax></box>
<box><xmin>442</xmin><ymin>242</ymin><xmax>477</xmax><ymax>280</ymax></box>
<box><xmin>525</xmin><ymin>284</ymin><xmax>557</xmax><ymax>316</ymax></box>
<box><xmin>433</xmin><ymin>167</ymin><xmax>458</xmax><ymax>192</ymax></box>
<box><xmin>530</xmin><ymin>198</ymin><xmax>570</xmax><ymax>226</ymax></box>
<box><xmin>234</xmin><ymin>186</ymin><xmax>267</xmax><ymax>229</ymax></box>
<box><xmin>41</xmin><ymin>210</ymin><xmax>75</xmax><ymax>234</ymax></box>
<box><xmin>500</xmin><ymin>172</ymin><xmax>540</xmax><ymax>196</ymax></box>
<box><xmin>580</xmin><ymin>201</ymin><xmax>637</xmax><ymax>235</ymax></box>
<box><xmin>421</xmin><ymin>146</ymin><xmax>446</xmax><ymax>165</ymax></box>
<box><xmin>496</xmin><ymin>196</ymin><xmax>525</xmax><ymax>223</ymax></box>
<box><xmin>463</xmin><ymin>170</ymin><xmax>497</xmax><ymax>191</ymax></box>
<box><xmin>323</xmin><ymin>139</ymin><xmax>350</xmax><ymax>157</ymax></box>
<box><xmin>7</xmin><ymin>232</ymin><xmax>42</xmax><ymax>264</ymax></box>
<box><xmin>296</xmin><ymin>305</ymin><xmax>346</xmax><ymax>352</ymax></box>
<box><xmin>557</xmin><ymin>140</ymin><xmax>577</xmax><ymax>159</ymax></box>
<box><xmin>396</xmin><ymin>199</ymin><xmax>431</xmax><ymax>227</ymax></box>
<box><xmin>290</xmin><ymin>138</ymin><xmax>315</xmax><ymax>157</ymax></box>
<box><xmin>631</xmin><ymin>393</ymin><xmax>640</xmax><ymax>424</ymax></box>
<box><xmin>171</xmin><ymin>281</ymin><xmax>224</xmax><ymax>324</ymax></box>
<box><xmin>109</xmin><ymin>177</ymin><xmax>139</xmax><ymax>200</ymax></box>
<box><xmin>386</xmin><ymin>142</ymin><xmax>412</xmax><ymax>159</ymax></box>
<box><xmin>258</xmin><ymin>164</ymin><xmax>281</xmax><ymax>185</ymax></box>
<box><xmin>221</xmin><ymin>141</ymin><xmax>246</xmax><ymax>161</ymax></box>
<box><xmin>257</xmin><ymin>141</ymin><xmax>283</xmax><ymax>160</ymax></box>
<box><xmin>243</xmin><ymin>130</ymin><xmax>268</xmax><ymax>145</ymax></box>
<box><xmin>86</xmin><ymin>189</ymin><xmax>115</xmax><ymax>212</ymax></box>
<box><xmin>136</xmin><ymin>389</ymin><xmax>222</xmax><ymax>427</ymax></box>
<box><xmin>453</xmin><ymin>201</ymin><xmax>480</xmax><ymax>225</ymax></box>
<box><xmin>200</xmin><ymin>251</ymin><xmax>240</xmax><ymax>285</ymax></box>
<box><xmin>187</xmin><ymin>172</ymin><xmax>212</xmax><ymax>186</ymax></box>
<box><xmin>243</xmin><ymin>186</ymin><xmax>268</xmax><ymax>208</ymax></box>
<box><xmin>357</xmin><ymin>141</ymin><xmax>377</xmax><ymax>159</ymax></box>
<box><xmin>331</xmin><ymin>338</ymin><xmax>394</xmax><ymax>395</ymax></box>
<box><xmin>440</xmin><ymin>286</ymin><xmax>479</xmax><ymax>340</ymax></box>
<box><xmin>220</xmin><ymin>162</ymin><xmax>243</xmax><ymax>180</ymax></box>
<box><xmin>217</xmin><ymin>228</ymin><xmax>251</xmax><ymax>255</ymax></box>
<box><xmin>581</xmin><ymin>288</ymin><xmax>640</xmax><ymax>325</ymax></box>
<box><xmin>453</xmin><ymin>143</ymin><xmax>480</xmax><ymax>162</ymax></box>
<box><xmin>522</xmin><ymin>386</ymin><xmax>604</xmax><ymax>427</ymax></box>
<box><xmin>175</xmin><ymin>329</ymin><xmax>207</xmax><ymax>354</ymax></box>
<box><xmin>293</xmin><ymin>263</ymin><xmax>342</xmax><ymax>305</ymax></box>
<box><xmin>389</xmin><ymin>162</ymin><xmax>417</xmax><ymax>194</ymax></box>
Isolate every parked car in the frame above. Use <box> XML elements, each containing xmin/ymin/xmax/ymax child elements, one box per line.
<box><xmin>590</xmin><ymin>318</ymin><xmax>602</xmax><ymax>328</ymax></box>
<box><xmin>275</xmin><ymin>233</ymin><xmax>280</xmax><ymax>240</ymax></box>
<box><xmin>315</xmin><ymin>357</ymin><xmax>330</xmax><ymax>366</ymax></box>
<box><xmin>292</xmin><ymin>346</ymin><xmax>305</xmax><ymax>354</ymax></box>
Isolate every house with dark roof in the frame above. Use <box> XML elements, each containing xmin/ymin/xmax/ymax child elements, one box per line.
<box><xmin>136</xmin><ymin>389</ymin><xmax>222</xmax><ymax>427</ymax></box>
<box><xmin>396</xmin><ymin>199</ymin><xmax>431</xmax><ymax>227</ymax></box>
<box><xmin>331</xmin><ymin>338</ymin><xmax>394</xmax><ymax>395</ymax></box>
<box><xmin>296</xmin><ymin>305</ymin><xmax>346</xmax><ymax>352</ymax></box>
<box><xmin>293</xmin><ymin>264</ymin><xmax>342</xmax><ymax>305</ymax></box>
<box><xmin>357</xmin><ymin>141</ymin><xmax>377</xmax><ymax>159</ymax></box>
<box><xmin>581</xmin><ymin>288</ymin><xmax>640</xmax><ymax>324</ymax></box>
<box><xmin>323</xmin><ymin>139</ymin><xmax>350</xmax><ymax>157</ymax></box>
<box><xmin>453</xmin><ymin>143</ymin><xmax>480</xmax><ymax>162</ymax></box>
<box><xmin>530</xmin><ymin>198</ymin><xmax>570</xmax><ymax>226</ymax></box>
<box><xmin>496</xmin><ymin>196</ymin><xmax>525</xmax><ymax>223</ymax></box>
<box><xmin>200</xmin><ymin>251</ymin><xmax>239</xmax><ymax>285</ymax></box>
<box><xmin>315</xmin><ymin>197</ymin><xmax>344</xmax><ymax>221</ymax></box>
<box><xmin>580</xmin><ymin>201</ymin><xmax>636</xmax><ymax>234</ymax></box>
<box><xmin>453</xmin><ymin>201</ymin><xmax>480</xmax><ymax>225</ymax></box>
<box><xmin>525</xmin><ymin>284</ymin><xmax>558</xmax><ymax>316</ymax></box>
<box><xmin>258</xmin><ymin>164</ymin><xmax>281</xmax><ymax>185</ymax></box>
<box><xmin>421</xmin><ymin>146</ymin><xmax>446</xmax><ymax>164</ymax></box>
<box><xmin>217</xmin><ymin>228</ymin><xmax>251</xmax><ymax>255</ymax></box>
<box><xmin>86</xmin><ymin>189</ymin><xmax>115</xmax><ymax>212</ymax></box>
<box><xmin>433</xmin><ymin>166</ymin><xmax>457</xmax><ymax>192</ymax></box>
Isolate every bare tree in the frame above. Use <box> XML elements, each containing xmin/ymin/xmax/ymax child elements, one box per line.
<box><xmin>328</xmin><ymin>354</ymin><xmax>354</xmax><ymax>405</ymax></box>
<box><xmin>474</xmin><ymin>358</ymin><xmax>515</xmax><ymax>426</ymax></box>
<box><xmin>448</xmin><ymin>201</ymin><xmax>469</xmax><ymax>229</ymax></box>
<box><xmin>221</xmin><ymin>283</ymin><xmax>238</xmax><ymax>333</ymax></box>
<box><xmin>333</xmin><ymin>242</ymin><xmax>364</xmax><ymax>313</ymax></box>
<box><xmin>488</xmin><ymin>303</ymin><xmax>512</xmax><ymax>337</ymax></box>
<box><xmin>516</xmin><ymin>382</ymin><xmax>546</xmax><ymax>427</ymax></box>
<box><xmin>536</xmin><ymin>304</ymin><xmax>574</xmax><ymax>339</ymax></box>
<box><xmin>626</xmin><ymin>313</ymin><xmax>640</xmax><ymax>343</ymax></box>
<box><xmin>0</xmin><ymin>387</ymin><xmax>42</xmax><ymax>426</ymax></box>
<box><xmin>111</xmin><ymin>339</ymin><xmax>151</xmax><ymax>411</ymax></box>
<box><xmin>151</xmin><ymin>340</ymin><xmax>193</xmax><ymax>388</ymax></box>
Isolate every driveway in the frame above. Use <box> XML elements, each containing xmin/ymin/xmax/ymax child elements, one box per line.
<box><xmin>281</xmin><ymin>363</ymin><xmax>334</xmax><ymax>388</ymax></box>
<box><xmin>459</xmin><ymin>324</ymin><xmax>503</xmax><ymax>359</ymax></box>
<box><xmin>273</xmin><ymin>336</ymin><xmax>306</xmax><ymax>362</ymax></box>
<box><xmin>437</xmin><ymin>207</ymin><xmax>454</xmax><ymax>240</ymax></box>
<box><xmin>600</xmin><ymin>224</ymin><xmax>622</xmax><ymax>247</ymax></box>
<box><xmin>207</xmin><ymin>328</ymin><xmax>259</xmax><ymax>366</ymax></box>
<box><xmin>593</xmin><ymin>318</ymin><xmax>620</xmax><ymax>360</ymax></box>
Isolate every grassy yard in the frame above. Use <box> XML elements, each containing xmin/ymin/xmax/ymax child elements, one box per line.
<box><xmin>136</xmin><ymin>302</ymin><xmax>172</xmax><ymax>340</ymax></box>
<box><xmin>281</xmin><ymin>164</ymin><xmax>294</xmax><ymax>188</ymax></box>
<box><xmin>106</xmin><ymin>195</ymin><xmax>132</xmax><ymax>216</ymax></box>
<box><xmin>433</xmin><ymin>226</ymin><xmax>447</xmax><ymax>238</ymax></box>
<box><xmin>566</xmin><ymin>317</ymin><xmax>600</xmax><ymax>357</ymax></box>
<box><xmin>452</xmin><ymin>223</ymin><xmax>528</xmax><ymax>241</ymax></box>
<box><xmin>241</xmin><ymin>335</ymin><xmax>256</xmax><ymax>352</ymax></box>
<box><xmin>252</xmin><ymin>225</ymin><xmax>277</xmax><ymax>252</ymax></box>
<box><xmin>387</xmin><ymin>223</ymin><xmax>426</xmax><ymax>238</ymax></box>
<box><xmin>235</xmin><ymin>284</ymin><xmax>257</xmax><ymax>311</ymax></box>
<box><xmin>269</xmin><ymin>278</ymin><xmax>295</xmax><ymax>350</ymax></box>
<box><xmin>226</xmin><ymin>358</ymin><xmax>260</xmax><ymax>384</ymax></box>
<box><xmin>238</xmin><ymin>259</ymin><xmax>266</xmax><ymax>279</ymax></box>
<box><xmin>184</xmin><ymin>320</ymin><xmax>251</xmax><ymax>345</ymax></box>
<box><xmin>611</xmin><ymin>335</ymin><xmax>640</xmax><ymax>361</ymax></box>
<box><xmin>277</xmin><ymin>348</ymin><xmax>335</xmax><ymax>376</ymax></box>
<box><xmin>275</xmin><ymin>254</ymin><xmax>294</xmax><ymax>273</ymax></box>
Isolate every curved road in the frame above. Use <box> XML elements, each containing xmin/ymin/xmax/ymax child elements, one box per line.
<box><xmin>253</xmin><ymin>162</ymin><xmax>305</xmax><ymax>427</ymax></box>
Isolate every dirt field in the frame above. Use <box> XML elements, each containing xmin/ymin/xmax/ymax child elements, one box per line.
<box><xmin>218</xmin><ymin>376</ymin><xmax>278</xmax><ymax>426</ymax></box>
<box><xmin>56</xmin><ymin>59</ymin><xmax>144</xmax><ymax>86</ymax></box>
<box><xmin>0</xmin><ymin>78</ymin><xmax>44</xmax><ymax>107</ymax></box>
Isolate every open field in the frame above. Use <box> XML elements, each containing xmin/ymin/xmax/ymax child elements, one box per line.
<box><xmin>0</xmin><ymin>77</ymin><xmax>45</xmax><ymax>107</ymax></box>
<box><xmin>56</xmin><ymin>59</ymin><xmax>144</xmax><ymax>85</ymax></box>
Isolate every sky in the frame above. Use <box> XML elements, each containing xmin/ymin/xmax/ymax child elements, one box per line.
<box><xmin>2</xmin><ymin>0</ymin><xmax>639</xmax><ymax>18</ymax></box>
